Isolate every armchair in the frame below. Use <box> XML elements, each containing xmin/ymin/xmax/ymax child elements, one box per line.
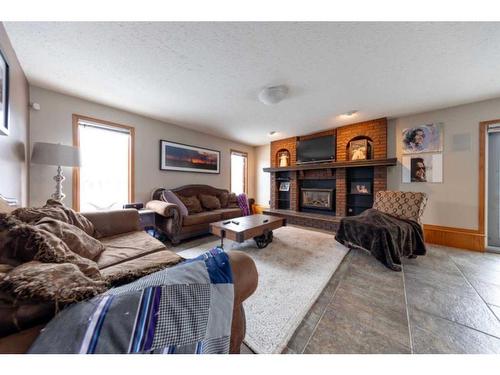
<box><xmin>335</xmin><ymin>191</ymin><xmax>428</xmax><ymax>271</ymax></box>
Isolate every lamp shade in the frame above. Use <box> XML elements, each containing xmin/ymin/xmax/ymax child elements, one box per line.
<box><xmin>31</xmin><ymin>142</ymin><xmax>81</xmax><ymax>167</ymax></box>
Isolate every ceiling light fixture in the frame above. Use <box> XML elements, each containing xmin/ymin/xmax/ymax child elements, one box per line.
<box><xmin>343</xmin><ymin>110</ymin><xmax>358</xmax><ymax>117</ymax></box>
<box><xmin>269</xmin><ymin>131</ymin><xmax>277</xmax><ymax>136</ymax></box>
<box><xmin>258</xmin><ymin>85</ymin><xmax>289</xmax><ymax>105</ymax></box>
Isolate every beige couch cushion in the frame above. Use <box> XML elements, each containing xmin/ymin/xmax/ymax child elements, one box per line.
<box><xmin>97</xmin><ymin>231</ymin><xmax>166</xmax><ymax>269</ymax></box>
<box><xmin>182</xmin><ymin>211</ymin><xmax>222</xmax><ymax>226</ymax></box>
<box><xmin>101</xmin><ymin>250</ymin><xmax>182</xmax><ymax>286</ymax></box>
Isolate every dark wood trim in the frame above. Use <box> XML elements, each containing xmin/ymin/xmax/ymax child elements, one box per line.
<box><xmin>72</xmin><ymin>114</ymin><xmax>135</xmax><ymax>212</ymax></box>
<box><xmin>263</xmin><ymin>158</ymin><xmax>397</xmax><ymax>173</ymax></box>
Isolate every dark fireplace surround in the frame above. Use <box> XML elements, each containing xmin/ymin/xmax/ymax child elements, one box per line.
<box><xmin>299</xmin><ymin>179</ymin><xmax>336</xmax><ymax>215</ymax></box>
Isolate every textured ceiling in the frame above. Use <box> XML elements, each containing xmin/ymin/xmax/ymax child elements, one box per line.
<box><xmin>5</xmin><ymin>22</ymin><xmax>500</xmax><ymax>145</ymax></box>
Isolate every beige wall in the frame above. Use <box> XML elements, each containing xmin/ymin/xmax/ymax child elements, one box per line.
<box><xmin>0</xmin><ymin>24</ymin><xmax>29</xmax><ymax>206</ymax></box>
<box><xmin>255</xmin><ymin>144</ymin><xmax>270</xmax><ymax>206</ymax></box>
<box><xmin>29</xmin><ymin>86</ymin><xmax>255</xmax><ymax>208</ymax></box>
<box><xmin>388</xmin><ymin>97</ymin><xmax>500</xmax><ymax>230</ymax></box>
<box><xmin>254</xmin><ymin>97</ymin><xmax>500</xmax><ymax>230</ymax></box>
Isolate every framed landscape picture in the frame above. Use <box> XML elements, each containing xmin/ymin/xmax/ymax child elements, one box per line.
<box><xmin>0</xmin><ymin>48</ymin><xmax>9</xmax><ymax>136</ymax></box>
<box><xmin>160</xmin><ymin>140</ymin><xmax>220</xmax><ymax>174</ymax></box>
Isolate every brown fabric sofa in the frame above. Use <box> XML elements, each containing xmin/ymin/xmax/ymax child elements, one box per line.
<box><xmin>0</xmin><ymin>207</ymin><xmax>258</xmax><ymax>354</ymax></box>
<box><xmin>147</xmin><ymin>185</ymin><xmax>254</xmax><ymax>244</ymax></box>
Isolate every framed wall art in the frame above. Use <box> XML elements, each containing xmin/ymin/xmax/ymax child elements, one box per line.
<box><xmin>0</xmin><ymin>48</ymin><xmax>9</xmax><ymax>136</ymax></box>
<box><xmin>160</xmin><ymin>140</ymin><xmax>220</xmax><ymax>174</ymax></box>
<box><xmin>402</xmin><ymin>153</ymin><xmax>443</xmax><ymax>183</ymax></box>
<box><xmin>402</xmin><ymin>123</ymin><xmax>443</xmax><ymax>154</ymax></box>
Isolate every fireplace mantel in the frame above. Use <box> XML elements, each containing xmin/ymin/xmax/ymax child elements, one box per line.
<box><xmin>263</xmin><ymin>158</ymin><xmax>397</xmax><ymax>173</ymax></box>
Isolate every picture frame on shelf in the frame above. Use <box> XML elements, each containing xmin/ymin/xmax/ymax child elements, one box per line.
<box><xmin>350</xmin><ymin>181</ymin><xmax>372</xmax><ymax>194</ymax></box>
<box><xmin>0</xmin><ymin>48</ymin><xmax>9</xmax><ymax>136</ymax></box>
<box><xmin>279</xmin><ymin>182</ymin><xmax>290</xmax><ymax>191</ymax></box>
<box><xmin>159</xmin><ymin>140</ymin><xmax>220</xmax><ymax>174</ymax></box>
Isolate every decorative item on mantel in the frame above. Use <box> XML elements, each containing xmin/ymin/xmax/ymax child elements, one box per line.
<box><xmin>277</xmin><ymin>149</ymin><xmax>290</xmax><ymax>167</ymax></box>
<box><xmin>31</xmin><ymin>142</ymin><xmax>81</xmax><ymax>202</ymax></box>
<box><xmin>348</xmin><ymin>138</ymin><xmax>373</xmax><ymax>161</ymax></box>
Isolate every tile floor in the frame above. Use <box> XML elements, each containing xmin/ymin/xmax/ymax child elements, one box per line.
<box><xmin>178</xmin><ymin>234</ymin><xmax>500</xmax><ymax>354</ymax></box>
<box><xmin>282</xmin><ymin>245</ymin><xmax>500</xmax><ymax>354</ymax></box>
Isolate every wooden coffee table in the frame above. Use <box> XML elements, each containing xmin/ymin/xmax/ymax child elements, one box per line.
<box><xmin>209</xmin><ymin>214</ymin><xmax>286</xmax><ymax>249</ymax></box>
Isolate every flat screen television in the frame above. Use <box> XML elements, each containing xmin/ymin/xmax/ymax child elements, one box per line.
<box><xmin>297</xmin><ymin>135</ymin><xmax>336</xmax><ymax>164</ymax></box>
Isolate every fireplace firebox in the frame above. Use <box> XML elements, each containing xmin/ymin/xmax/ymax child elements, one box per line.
<box><xmin>299</xmin><ymin>178</ymin><xmax>336</xmax><ymax>215</ymax></box>
<box><xmin>301</xmin><ymin>188</ymin><xmax>334</xmax><ymax>210</ymax></box>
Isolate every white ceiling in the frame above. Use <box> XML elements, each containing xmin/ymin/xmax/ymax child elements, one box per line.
<box><xmin>5</xmin><ymin>22</ymin><xmax>500</xmax><ymax>146</ymax></box>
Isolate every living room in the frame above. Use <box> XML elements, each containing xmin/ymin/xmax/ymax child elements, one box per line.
<box><xmin>1</xmin><ymin>1</ymin><xmax>500</xmax><ymax>372</ymax></box>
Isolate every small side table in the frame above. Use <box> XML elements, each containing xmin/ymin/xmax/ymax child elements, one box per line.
<box><xmin>138</xmin><ymin>209</ymin><xmax>156</xmax><ymax>231</ymax></box>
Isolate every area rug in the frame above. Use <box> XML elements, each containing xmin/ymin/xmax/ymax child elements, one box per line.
<box><xmin>177</xmin><ymin>225</ymin><xmax>349</xmax><ymax>354</ymax></box>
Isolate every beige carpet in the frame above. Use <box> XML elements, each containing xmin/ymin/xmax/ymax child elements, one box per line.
<box><xmin>177</xmin><ymin>225</ymin><xmax>349</xmax><ymax>354</ymax></box>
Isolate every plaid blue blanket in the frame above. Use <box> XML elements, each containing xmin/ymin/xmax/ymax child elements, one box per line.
<box><xmin>29</xmin><ymin>247</ymin><xmax>234</xmax><ymax>354</ymax></box>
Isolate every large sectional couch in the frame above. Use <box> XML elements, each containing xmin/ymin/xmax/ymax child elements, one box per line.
<box><xmin>0</xmin><ymin>201</ymin><xmax>258</xmax><ymax>354</ymax></box>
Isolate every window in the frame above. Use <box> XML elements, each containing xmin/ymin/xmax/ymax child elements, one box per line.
<box><xmin>230</xmin><ymin>150</ymin><xmax>248</xmax><ymax>195</ymax></box>
<box><xmin>73</xmin><ymin>115</ymin><xmax>135</xmax><ymax>212</ymax></box>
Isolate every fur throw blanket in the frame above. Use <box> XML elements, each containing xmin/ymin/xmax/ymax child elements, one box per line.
<box><xmin>10</xmin><ymin>199</ymin><xmax>96</xmax><ymax>237</ymax></box>
<box><xmin>1</xmin><ymin>261</ymin><xmax>107</xmax><ymax>303</ymax></box>
<box><xmin>335</xmin><ymin>208</ymin><xmax>426</xmax><ymax>271</ymax></box>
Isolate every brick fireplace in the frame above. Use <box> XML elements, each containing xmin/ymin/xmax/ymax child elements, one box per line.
<box><xmin>264</xmin><ymin>118</ymin><xmax>395</xmax><ymax>231</ymax></box>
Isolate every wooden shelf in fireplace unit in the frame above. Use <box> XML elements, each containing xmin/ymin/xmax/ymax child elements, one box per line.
<box><xmin>346</xmin><ymin>167</ymin><xmax>374</xmax><ymax>216</ymax></box>
<box><xmin>263</xmin><ymin>158</ymin><xmax>397</xmax><ymax>173</ymax></box>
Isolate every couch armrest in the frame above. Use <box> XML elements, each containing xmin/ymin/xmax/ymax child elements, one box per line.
<box><xmin>228</xmin><ymin>251</ymin><xmax>258</xmax><ymax>353</ymax></box>
<box><xmin>146</xmin><ymin>200</ymin><xmax>180</xmax><ymax>218</ymax></box>
<box><xmin>82</xmin><ymin>209</ymin><xmax>140</xmax><ymax>238</ymax></box>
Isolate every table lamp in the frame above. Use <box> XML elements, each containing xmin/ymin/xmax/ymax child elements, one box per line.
<box><xmin>31</xmin><ymin>142</ymin><xmax>81</xmax><ymax>202</ymax></box>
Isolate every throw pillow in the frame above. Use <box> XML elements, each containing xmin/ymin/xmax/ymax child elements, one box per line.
<box><xmin>198</xmin><ymin>194</ymin><xmax>221</xmax><ymax>211</ymax></box>
<box><xmin>227</xmin><ymin>193</ymin><xmax>239</xmax><ymax>208</ymax></box>
<box><xmin>237</xmin><ymin>193</ymin><xmax>251</xmax><ymax>216</ymax></box>
<box><xmin>218</xmin><ymin>191</ymin><xmax>229</xmax><ymax>208</ymax></box>
<box><xmin>35</xmin><ymin>217</ymin><xmax>106</xmax><ymax>261</ymax></box>
<box><xmin>0</xmin><ymin>261</ymin><xmax>107</xmax><ymax>303</ymax></box>
<box><xmin>11</xmin><ymin>199</ymin><xmax>96</xmax><ymax>237</ymax></box>
<box><xmin>175</xmin><ymin>194</ymin><xmax>203</xmax><ymax>214</ymax></box>
<box><xmin>162</xmin><ymin>190</ymin><xmax>189</xmax><ymax>216</ymax></box>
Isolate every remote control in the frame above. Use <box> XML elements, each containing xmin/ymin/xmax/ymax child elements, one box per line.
<box><xmin>223</xmin><ymin>220</ymin><xmax>231</xmax><ymax>224</ymax></box>
<box><xmin>263</xmin><ymin>219</ymin><xmax>269</xmax><ymax>223</ymax></box>
<box><xmin>231</xmin><ymin>220</ymin><xmax>240</xmax><ymax>225</ymax></box>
